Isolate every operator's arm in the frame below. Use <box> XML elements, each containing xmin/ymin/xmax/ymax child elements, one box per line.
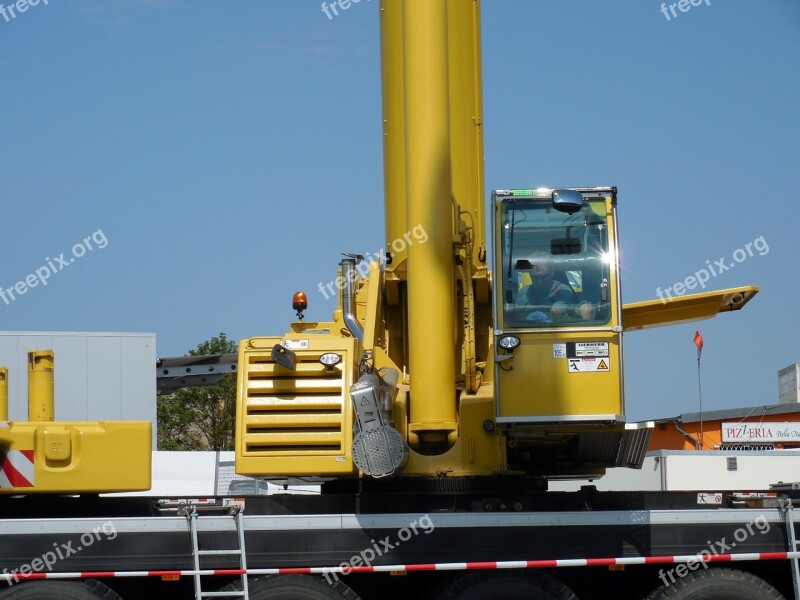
<box><xmin>548</xmin><ymin>282</ymin><xmax>575</xmax><ymax>316</ymax></box>
<box><xmin>514</xmin><ymin>285</ymin><xmax>530</xmax><ymax>306</ymax></box>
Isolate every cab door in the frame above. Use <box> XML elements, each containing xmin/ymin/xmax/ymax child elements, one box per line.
<box><xmin>492</xmin><ymin>189</ymin><xmax>624</xmax><ymax>425</ymax></box>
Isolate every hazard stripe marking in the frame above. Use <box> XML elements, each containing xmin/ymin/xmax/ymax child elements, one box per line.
<box><xmin>0</xmin><ymin>450</ymin><xmax>34</xmax><ymax>488</ymax></box>
<box><xmin>0</xmin><ymin>552</ymin><xmax>796</xmax><ymax>582</ymax></box>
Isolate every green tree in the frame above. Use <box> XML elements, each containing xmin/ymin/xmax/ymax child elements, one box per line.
<box><xmin>157</xmin><ymin>333</ymin><xmax>238</xmax><ymax>451</ymax></box>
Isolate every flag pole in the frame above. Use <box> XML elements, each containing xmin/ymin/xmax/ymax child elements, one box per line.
<box><xmin>697</xmin><ymin>353</ymin><xmax>703</xmax><ymax>448</ymax></box>
<box><xmin>694</xmin><ymin>331</ymin><xmax>704</xmax><ymax>449</ymax></box>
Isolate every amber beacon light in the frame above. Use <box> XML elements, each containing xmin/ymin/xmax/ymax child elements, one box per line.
<box><xmin>292</xmin><ymin>291</ymin><xmax>308</xmax><ymax>321</ymax></box>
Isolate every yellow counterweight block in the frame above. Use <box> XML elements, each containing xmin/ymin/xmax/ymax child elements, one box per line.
<box><xmin>0</xmin><ymin>421</ymin><xmax>151</xmax><ymax>493</ymax></box>
<box><xmin>0</xmin><ymin>350</ymin><xmax>152</xmax><ymax>494</ymax></box>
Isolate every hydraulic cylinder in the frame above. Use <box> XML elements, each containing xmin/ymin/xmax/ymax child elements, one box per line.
<box><xmin>28</xmin><ymin>350</ymin><xmax>54</xmax><ymax>421</ymax></box>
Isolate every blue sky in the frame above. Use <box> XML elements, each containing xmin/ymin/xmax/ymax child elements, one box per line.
<box><xmin>1</xmin><ymin>0</ymin><xmax>798</xmax><ymax>421</ymax></box>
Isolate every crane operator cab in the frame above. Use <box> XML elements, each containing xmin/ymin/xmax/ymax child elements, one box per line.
<box><xmin>492</xmin><ymin>188</ymin><xmax>649</xmax><ymax>473</ymax></box>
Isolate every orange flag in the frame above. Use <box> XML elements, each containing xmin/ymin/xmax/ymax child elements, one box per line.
<box><xmin>693</xmin><ymin>330</ymin><xmax>703</xmax><ymax>359</ymax></box>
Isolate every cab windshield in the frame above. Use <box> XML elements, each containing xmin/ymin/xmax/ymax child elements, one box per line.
<box><xmin>500</xmin><ymin>199</ymin><xmax>611</xmax><ymax>328</ymax></box>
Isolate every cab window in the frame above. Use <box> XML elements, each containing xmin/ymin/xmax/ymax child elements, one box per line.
<box><xmin>500</xmin><ymin>199</ymin><xmax>611</xmax><ymax>328</ymax></box>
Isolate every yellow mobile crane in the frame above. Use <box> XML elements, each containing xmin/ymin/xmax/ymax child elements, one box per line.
<box><xmin>233</xmin><ymin>0</ymin><xmax>755</xmax><ymax>486</ymax></box>
<box><xmin>0</xmin><ymin>2</ymin><xmax>748</xmax><ymax>495</ymax></box>
<box><xmin>2</xmin><ymin>3</ymin><xmax>785</xmax><ymax>600</ymax></box>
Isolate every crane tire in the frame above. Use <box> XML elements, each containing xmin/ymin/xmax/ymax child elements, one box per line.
<box><xmin>642</xmin><ymin>567</ymin><xmax>785</xmax><ymax>599</ymax></box>
<box><xmin>219</xmin><ymin>574</ymin><xmax>361</xmax><ymax>599</ymax></box>
<box><xmin>434</xmin><ymin>571</ymin><xmax>578</xmax><ymax>600</ymax></box>
<box><xmin>0</xmin><ymin>579</ymin><xmax>121</xmax><ymax>599</ymax></box>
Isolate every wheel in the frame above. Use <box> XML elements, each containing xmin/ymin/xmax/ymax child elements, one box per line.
<box><xmin>434</xmin><ymin>571</ymin><xmax>578</xmax><ymax>600</ymax></box>
<box><xmin>0</xmin><ymin>579</ymin><xmax>120</xmax><ymax>599</ymax></box>
<box><xmin>219</xmin><ymin>574</ymin><xmax>361</xmax><ymax>599</ymax></box>
<box><xmin>642</xmin><ymin>567</ymin><xmax>785</xmax><ymax>599</ymax></box>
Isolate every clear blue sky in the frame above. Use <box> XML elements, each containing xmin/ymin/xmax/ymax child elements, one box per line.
<box><xmin>1</xmin><ymin>1</ymin><xmax>798</xmax><ymax>421</ymax></box>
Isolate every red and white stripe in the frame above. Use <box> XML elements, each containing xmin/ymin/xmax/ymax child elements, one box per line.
<box><xmin>3</xmin><ymin>551</ymin><xmax>799</xmax><ymax>582</ymax></box>
<box><xmin>0</xmin><ymin>450</ymin><xmax>34</xmax><ymax>488</ymax></box>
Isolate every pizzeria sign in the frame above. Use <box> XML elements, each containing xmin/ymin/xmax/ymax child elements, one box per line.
<box><xmin>722</xmin><ymin>422</ymin><xmax>800</xmax><ymax>443</ymax></box>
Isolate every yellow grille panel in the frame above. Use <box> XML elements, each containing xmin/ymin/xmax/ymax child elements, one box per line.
<box><xmin>235</xmin><ymin>336</ymin><xmax>357</xmax><ymax>476</ymax></box>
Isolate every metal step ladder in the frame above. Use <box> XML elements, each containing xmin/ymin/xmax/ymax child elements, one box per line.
<box><xmin>780</xmin><ymin>498</ymin><xmax>800</xmax><ymax>600</ymax></box>
<box><xmin>185</xmin><ymin>504</ymin><xmax>250</xmax><ymax>600</ymax></box>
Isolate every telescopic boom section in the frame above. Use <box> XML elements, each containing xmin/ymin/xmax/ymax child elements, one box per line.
<box><xmin>402</xmin><ymin>0</ymin><xmax>458</xmax><ymax>447</ymax></box>
<box><xmin>380</xmin><ymin>0</ymin><xmax>407</xmax><ymax>267</ymax></box>
<box><xmin>382</xmin><ymin>0</ymin><xmax>486</xmax><ymax>272</ymax></box>
<box><xmin>447</xmin><ymin>0</ymin><xmax>486</xmax><ymax>268</ymax></box>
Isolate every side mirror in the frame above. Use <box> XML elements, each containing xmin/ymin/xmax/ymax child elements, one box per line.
<box><xmin>552</xmin><ymin>189</ymin><xmax>583</xmax><ymax>214</ymax></box>
<box><xmin>271</xmin><ymin>343</ymin><xmax>297</xmax><ymax>370</ymax></box>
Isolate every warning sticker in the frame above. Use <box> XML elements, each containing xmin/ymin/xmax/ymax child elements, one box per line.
<box><xmin>567</xmin><ymin>357</ymin><xmax>611</xmax><ymax>373</ymax></box>
<box><xmin>697</xmin><ymin>492</ymin><xmax>723</xmax><ymax>505</ymax></box>
<box><xmin>574</xmin><ymin>342</ymin><xmax>609</xmax><ymax>357</ymax></box>
<box><xmin>284</xmin><ymin>339</ymin><xmax>310</xmax><ymax>350</ymax></box>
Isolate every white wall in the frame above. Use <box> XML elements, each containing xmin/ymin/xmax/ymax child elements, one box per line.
<box><xmin>665</xmin><ymin>452</ymin><xmax>800</xmax><ymax>490</ymax></box>
<box><xmin>549</xmin><ymin>450</ymin><xmax>800</xmax><ymax>492</ymax></box>
<box><xmin>779</xmin><ymin>364</ymin><xmax>800</xmax><ymax>405</ymax></box>
<box><xmin>548</xmin><ymin>455</ymin><xmax>663</xmax><ymax>492</ymax></box>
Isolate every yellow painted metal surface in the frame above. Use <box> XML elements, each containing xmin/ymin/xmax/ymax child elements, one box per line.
<box><xmin>380</xmin><ymin>0</ymin><xmax>408</xmax><ymax>272</ymax></box>
<box><xmin>403</xmin><ymin>0</ymin><xmax>458</xmax><ymax>446</ymax></box>
<box><xmin>448</xmin><ymin>0</ymin><xmax>486</xmax><ymax>268</ymax></box>
<box><xmin>622</xmin><ymin>286</ymin><xmax>758</xmax><ymax>331</ymax></box>
<box><xmin>496</xmin><ymin>332</ymin><xmax>622</xmax><ymax>420</ymax></box>
<box><xmin>362</xmin><ymin>261</ymin><xmax>384</xmax><ymax>352</ymax></box>
<box><xmin>396</xmin><ymin>386</ymin><xmax>503</xmax><ymax>476</ymax></box>
<box><xmin>236</xmin><ymin>336</ymin><xmax>358</xmax><ymax>476</ymax></box>
<box><xmin>27</xmin><ymin>350</ymin><xmax>54</xmax><ymax>421</ymax></box>
<box><xmin>0</xmin><ymin>368</ymin><xmax>7</xmax><ymax>421</ymax></box>
<box><xmin>0</xmin><ymin>421</ymin><xmax>151</xmax><ymax>493</ymax></box>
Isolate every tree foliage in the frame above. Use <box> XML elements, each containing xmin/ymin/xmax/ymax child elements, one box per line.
<box><xmin>157</xmin><ymin>333</ymin><xmax>238</xmax><ymax>451</ymax></box>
